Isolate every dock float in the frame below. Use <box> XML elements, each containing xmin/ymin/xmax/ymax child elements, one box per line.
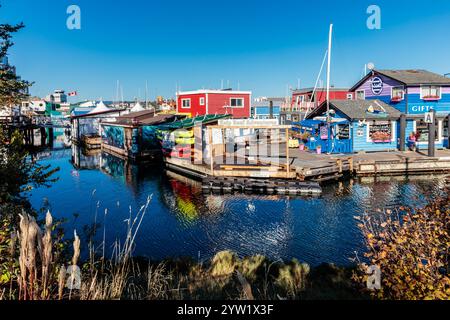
<box><xmin>202</xmin><ymin>177</ymin><xmax>322</xmax><ymax>196</ymax></box>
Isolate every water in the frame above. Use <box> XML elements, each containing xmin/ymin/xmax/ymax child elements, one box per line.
<box><xmin>27</xmin><ymin>131</ymin><xmax>448</xmax><ymax>266</ymax></box>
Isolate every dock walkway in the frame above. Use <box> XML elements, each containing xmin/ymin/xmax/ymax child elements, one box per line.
<box><xmin>164</xmin><ymin>148</ymin><xmax>450</xmax><ymax>184</ymax></box>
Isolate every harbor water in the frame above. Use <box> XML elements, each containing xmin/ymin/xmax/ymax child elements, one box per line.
<box><xmin>27</xmin><ymin>130</ymin><xmax>448</xmax><ymax>266</ymax></box>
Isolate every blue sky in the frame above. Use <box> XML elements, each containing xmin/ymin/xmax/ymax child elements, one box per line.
<box><xmin>2</xmin><ymin>0</ymin><xmax>450</xmax><ymax>101</ymax></box>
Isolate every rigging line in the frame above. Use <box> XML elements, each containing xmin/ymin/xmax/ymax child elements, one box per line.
<box><xmin>305</xmin><ymin>49</ymin><xmax>328</xmax><ymax>118</ymax></box>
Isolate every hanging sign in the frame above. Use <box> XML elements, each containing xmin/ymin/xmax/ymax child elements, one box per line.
<box><xmin>424</xmin><ymin>112</ymin><xmax>434</xmax><ymax>124</ymax></box>
<box><xmin>371</xmin><ymin>77</ymin><xmax>383</xmax><ymax>95</ymax></box>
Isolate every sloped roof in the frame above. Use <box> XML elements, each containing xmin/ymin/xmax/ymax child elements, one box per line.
<box><xmin>292</xmin><ymin>87</ymin><xmax>349</xmax><ymax>94</ymax></box>
<box><xmin>118</xmin><ymin>109</ymin><xmax>155</xmax><ymax>119</ymax></box>
<box><xmin>157</xmin><ymin>114</ymin><xmax>231</xmax><ymax>130</ymax></box>
<box><xmin>307</xmin><ymin>99</ymin><xmax>401</xmax><ymax>120</ymax></box>
<box><xmin>351</xmin><ymin>69</ymin><xmax>450</xmax><ymax>91</ymax></box>
<box><xmin>376</xmin><ymin>69</ymin><xmax>450</xmax><ymax>85</ymax></box>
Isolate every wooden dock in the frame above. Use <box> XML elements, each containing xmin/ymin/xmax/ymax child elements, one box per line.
<box><xmin>164</xmin><ymin>148</ymin><xmax>450</xmax><ymax>186</ymax></box>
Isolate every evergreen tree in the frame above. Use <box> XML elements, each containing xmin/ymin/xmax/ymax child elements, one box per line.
<box><xmin>0</xmin><ymin>5</ymin><xmax>32</xmax><ymax>111</ymax></box>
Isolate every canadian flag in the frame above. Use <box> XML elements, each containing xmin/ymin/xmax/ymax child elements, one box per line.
<box><xmin>68</xmin><ymin>91</ymin><xmax>77</xmax><ymax>96</ymax></box>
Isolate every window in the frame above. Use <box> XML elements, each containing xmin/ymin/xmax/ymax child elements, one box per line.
<box><xmin>415</xmin><ymin>119</ymin><xmax>439</xmax><ymax>142</ymax></box>
<box><xmin>391</xmin><ymin>86</ymin><xmax>404</xmax><ymax>101</ymax></box>
<box><xmin>346</xmin><ymin>93</ymin><xmax>353</xmax><ymax>100</ymax></box>
<box><xmin>421</xmin><ymin>86</ymin><xmax>441</xmax><ymax>100</ymax></box>
<box><xmin>181</xmin><ymin>98</ymin><xmax>191</xmax><ymax>109</ymax></box>
<box><xmin>230</xmin><ymin>98</ymin><xmax>244</xmax><ymax>108</ymax></box>
<box><xmin>199</xmin><ymin>97</ymin><xmax>205</xmax><ymax>106</ymax></box>
<box><xmin>356</xmin><ymin>90</ymin><xmax>365</xmax><ymax>100</ymax></box>
<box><xmin>368</xmin><ymin>121</ymin><xmax>393</xmax><ymax>143</ymax></box>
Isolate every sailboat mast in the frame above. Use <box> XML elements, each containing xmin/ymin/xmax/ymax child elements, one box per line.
<box><xmin>145</xmin><ymin>80</ymin><xmax>148</xmax><ymax>109</ymax></box>
<box><xmin>326</xmin><ymin>23</ymin><xmax>333</xmax><ymax>126</ymax></box>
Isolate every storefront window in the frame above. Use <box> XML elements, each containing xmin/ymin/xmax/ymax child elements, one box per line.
<box><xmin>336</xmin><ymin>124</ymin><xmax>350</xmax><ymax>140</ymax></box>
<box><xmin>415</xmin><ymin>119</ymin><xmax>439</xmax><ymax>142</ymax></box>
<box><xmin>369</xmin><ymin>121</ymin><xmax>393</xmax><ymax>142</ymax></box>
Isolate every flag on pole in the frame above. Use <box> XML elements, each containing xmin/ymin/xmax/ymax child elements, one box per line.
<box><xmin>68</xmin><ymin>91</ymin><xmax>77</xmax><ymax>96</ymax></box>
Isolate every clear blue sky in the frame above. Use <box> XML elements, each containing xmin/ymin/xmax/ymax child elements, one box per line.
<box><xmin>2</xmin><ymin>0</ymin><xmax>450</xmax><ymax>101</ymax></box>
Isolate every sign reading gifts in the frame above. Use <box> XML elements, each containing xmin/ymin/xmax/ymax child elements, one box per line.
<box><xmin>408</xmin><ymin>103</ymin><xmax>450</xmax><ymax>114</ymax></box>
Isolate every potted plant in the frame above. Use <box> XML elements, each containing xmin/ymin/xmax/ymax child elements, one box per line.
<box><xmin>299</xmin><ymin>142</ymin><xmax>305</xmax><ymax>151</ymax></box>
<box><xmin>422</xmin><ymin>95</ymin><xmax>440</xmax><ymax>101</ymax></box>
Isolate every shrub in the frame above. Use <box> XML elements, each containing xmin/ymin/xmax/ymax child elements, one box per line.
<box><xmin>356</xmin><ymin>188</ymin><xmax>450</xmax><ymax>300</ymax></box>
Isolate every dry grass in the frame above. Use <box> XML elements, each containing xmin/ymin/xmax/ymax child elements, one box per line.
<box><xmin>1</xmin><ymin>195</ymin><xmax>363</xmax><ymax>300</ymax></box>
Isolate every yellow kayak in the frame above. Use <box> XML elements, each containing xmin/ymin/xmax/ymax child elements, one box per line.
<box><xmin>288</xmin><ymin>139</ymin><xmax>299</xmax><ymax>148</ymax></box>
<box><xmin>174</xmin><ymin>130</ymin><xmax>194</xmax><ymax>138</ymax></box>
<box><xmin>175</xmin><ymin>137</ymin><xmax>195</xmax><ymax>145</ymax></box>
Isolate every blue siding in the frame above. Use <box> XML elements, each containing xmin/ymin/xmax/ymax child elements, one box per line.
<box><xmin>254</xmin><ymin>106</ymin><xmax>281</xmax><ymax>116</ymax></box>
<box><xmin>351</xmin><ymin>122</ymin><xmax>398</xmax><ymax>152</ymax></box>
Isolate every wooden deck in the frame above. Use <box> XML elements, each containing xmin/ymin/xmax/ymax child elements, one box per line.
<box><xmin>164</xmin><ymin>148</ymin><xmax>450</xmax><ymax>183</ymax></box>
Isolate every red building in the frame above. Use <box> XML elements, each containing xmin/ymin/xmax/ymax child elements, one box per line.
<box><xmin>176</xmin><ymin>89</ymin><xmax>252</xmax><ymax>118</ymax></box>
<box><xmin>291</xmin><ymin>87</ymin><xmax>353</xmax><ymax>111</ymax></box>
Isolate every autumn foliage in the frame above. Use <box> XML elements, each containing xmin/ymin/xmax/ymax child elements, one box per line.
<box><xmin>356</xmin><ymin>186</ymin><xmax>450</xmax><ymax>300</ymax></box>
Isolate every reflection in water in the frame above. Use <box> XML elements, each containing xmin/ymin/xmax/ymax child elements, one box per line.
<box><xmin>28</xmin><ymin>142</ymin><xmax>448</xmax><ymax>266</ymax></box>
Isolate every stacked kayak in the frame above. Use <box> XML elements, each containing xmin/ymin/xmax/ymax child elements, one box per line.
<box><xmin>162</xmin><ymin>129</ymin><xmax>194</xmax><ymax>159</ymax></box>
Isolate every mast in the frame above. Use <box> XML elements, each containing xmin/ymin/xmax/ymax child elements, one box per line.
<box><xmin>326</xmin><ymin>23</ymin><xmax>333</xmax><ymax>151</ymax></box>
<box><xmin>145</xmin><ymin>80</ymin><xmax>148</xmax><ymax>109</ymax></box>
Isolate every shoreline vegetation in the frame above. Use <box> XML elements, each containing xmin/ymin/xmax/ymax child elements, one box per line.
<box><xmin>0</xmin><ymin>126</ymin><xmax>449</xmax><ymax>300</ymax></box>
<box><xmin>0</xmin><ymin>181</ymin><xmax>449</xmax><ymax>300</ymax></box>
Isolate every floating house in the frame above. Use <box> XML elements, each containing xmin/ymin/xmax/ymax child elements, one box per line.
<box><xmin>100</xmin><ymin>110</ymin><xmax>180</xmax><ymax>160</ymax></box>
<box><xmin>251</xmin><ymin>98</ymin><xmax>284</xmax><ymax>121</ymax></box>
<box><xmin>291</xmin><ymin>87</ymin><xmax>352</xmax><ymax>109</ymax></box>
<box><xmin>350</xmin><ymin>69</ymin><xmax>450</xmax><ymax>148</ymax></box>
<box><xmin>157</xmin><ymin>114</ymin><xmax>231</xmax><ymax>164</ymax></box>
<box><xmin>70</xmin><ymin>101</ymin><xmax>126</xmax><ymax>147</ymax></box>
<box><xmin>281</xmin><ymin>87</ymin><xmax>352</xmax><ymax>125</ymax></box>
<box><xmin>176</xmin><ymin>89</ymin><xmax>251</xmax><ymax>118</ymax></box>
<box><xmin>300</xmin><ymin>99</ymin><xmax>401</xmax><ymax>153</ymax></box>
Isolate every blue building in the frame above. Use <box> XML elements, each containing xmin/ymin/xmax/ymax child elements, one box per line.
<box><xmin>350</xmin><ymin>69</ymin><xmax>450</xmax><ymax>148</ymax></box>
<box><xmin>251</xmin><ymin>98</ymin><xmax>283</xmax><ymax>122</ymax></box>
<box><xmin>302</xmin><ymin>99</ymin><xmax>401</xmax><ymax>153</ymax></box>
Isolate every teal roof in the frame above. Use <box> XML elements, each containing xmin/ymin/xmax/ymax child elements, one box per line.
<box><xmin>157</xmin><ymin>114</ymin><xmax>230</xmax><ymax>130</ymax></box>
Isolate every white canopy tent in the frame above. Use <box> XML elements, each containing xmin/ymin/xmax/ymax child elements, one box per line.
<box><xmin>88</xmin><ymin>101</ymin><xmax>110</xmax><ymax>114</ymax></box>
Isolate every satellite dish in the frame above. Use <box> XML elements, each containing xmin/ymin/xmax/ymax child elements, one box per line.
<box><xmin>367</xmin><ymin>62</ymin><xmax>375</xmax><ymax>70</ymax></box>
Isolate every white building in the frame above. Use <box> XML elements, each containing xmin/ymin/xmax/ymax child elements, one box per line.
<box><xmin>45</xmin><ymin>90</ymin><xmax>67</xmax><ymax>104</ymax></box>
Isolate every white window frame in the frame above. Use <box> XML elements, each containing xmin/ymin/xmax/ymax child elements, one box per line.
<box><xmin>413</xmin><ymin>119</ymin><xmax>443</xmax><ymax>145</ymax></box>
<box><xmin>181</xmin><ymin>98</ymin><xmax>191</xmax><ymax>109</ymax></box>
<box><xmin>199</xmin><ymin>97</ymin><xmax>205</xmax><ymax>106</ymax></box>
<box><xmin>230</xmin><ymin>97</ymin><xmax>244</xmax><ymax>108</ymax></box>
<box><xmin>420</xmin><ymin>85</ymin><xmax>441</xmax><ymax>100</ymax></box>
<box><xmin>391</xmin><ymin>86</ymin><xmax>405</xmax><ymax>101</ymax></box>
<box><xmin>346</xmin><ymin>93</ymin><xmax>353</xmax><ymax>100</ymax></box>
<box><xmin>356</xmin><ymin>90</ymin><xmax>365</xmax><ymax>100</ymax></box>
<box><xmin>365</xmin><ymin>121</ymin><xmax>396</xmax><ymax>143</ymax></box>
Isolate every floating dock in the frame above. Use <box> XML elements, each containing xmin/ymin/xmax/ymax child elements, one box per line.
<box><xmin>164</xmin><ymin>149</ymin><xmax>450</xmax><ymax>190</ymax></box>
<box><xmin>201</xmin><ymin>177</ymin><xmax>321</xmax><ymax>196</ymax></box>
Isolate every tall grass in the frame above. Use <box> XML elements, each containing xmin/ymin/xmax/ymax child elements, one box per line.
<box><xmin>2</xmin><ymin>194</ymin><xmax>362</xmax><ymax>300</ymax></box>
